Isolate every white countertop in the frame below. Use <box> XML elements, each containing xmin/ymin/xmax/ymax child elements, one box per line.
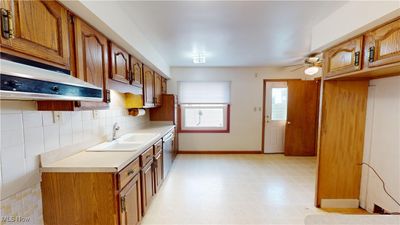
<box><xmin>41</xmin><ymin>124</ymin><xmax>175</xmax><ymax>173</ymax></box>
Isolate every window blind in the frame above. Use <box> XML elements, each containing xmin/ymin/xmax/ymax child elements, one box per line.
<box><xmin>178</xmin><ymin>81</ymin><xmax>231</xmax><ymax>104</ymax></box>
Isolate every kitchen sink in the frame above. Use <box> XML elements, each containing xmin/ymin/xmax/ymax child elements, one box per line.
<box><xmin>86</xmin><ymin>133</ymin><xmax>160</xmax><ymax>152</ymax></box>
<box><xmin>87</xmin><ymin>141</ymin><xmax>142</xmax><ymax>152</ymax></box>
<box><xmin>118</xmin><ymin>133</ymin><xmax>160</xmax><ymax>143</ymax></box>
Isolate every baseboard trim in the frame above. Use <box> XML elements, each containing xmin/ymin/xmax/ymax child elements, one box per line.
<box><xmin>178</xmin><ymin>150</ymin><xmax>262</xmax><ymax>154</ymax></box>
<box><xmin>320</xmin><ymin>199</ymin><xmax>360</xmax><ymax>208</ymax></box>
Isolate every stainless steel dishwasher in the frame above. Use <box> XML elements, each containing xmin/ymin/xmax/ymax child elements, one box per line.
<box><xmin>162</xmin><ymin>131</ymin><xmax>174</xmax><ymax>179</ymax></box>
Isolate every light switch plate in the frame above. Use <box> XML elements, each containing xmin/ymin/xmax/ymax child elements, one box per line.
<box><xmin>92</xmin><ymin>110</ymin><xmax>99</xmax><ymax>119</ymax></box>
<box><xmin>52</xmin><ymin>111</ymin><xmax>62</xmax><ymax>123</ymax></box>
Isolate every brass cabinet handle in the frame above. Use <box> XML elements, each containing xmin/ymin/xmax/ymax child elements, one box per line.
<box><xmin>127</xmin><ymin>169</ymin><xmax>135</xmax><ymax>175</ymax></box>
<box><xmin>354</xmin><ymin>51</ymin><xmax>360</xmax><ymax>66</ymax></box>
<box><xmin>1</xmin><ymin>8</ymin><xmax>14</xmax><ymax>39</ymax></box>
<box><xmin>120</xmin><ymin>196</ymin><xmax>126</xmax><ymax>212</ymax></box>
<box><xmin>368</xmin><ymin>46</ymin><xmax>375</xmax><ymax>63</ymax></box>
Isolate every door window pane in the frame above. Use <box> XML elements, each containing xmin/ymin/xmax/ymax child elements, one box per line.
<box><xmin>271</xmin><ymin>88</ymin><xmax>288</xmax><ymax>121</ymax></box>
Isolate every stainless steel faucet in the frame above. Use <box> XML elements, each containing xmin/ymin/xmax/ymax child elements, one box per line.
<box><xmin>112</xmin><ymin>122</ymin><xmax>120</xmax><ymax>141</ymax></box>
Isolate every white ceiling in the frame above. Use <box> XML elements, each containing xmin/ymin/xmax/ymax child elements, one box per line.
<box><xmin>117</xmin><ymin>1</ymin><xmax>347</xmax><ymax>67</ymax></box>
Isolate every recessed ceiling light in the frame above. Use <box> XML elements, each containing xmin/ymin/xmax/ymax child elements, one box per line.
<box><xmin>193</xmin><ymin>53</ymin><xmax>206</xmax><ymax>64</ymax></box>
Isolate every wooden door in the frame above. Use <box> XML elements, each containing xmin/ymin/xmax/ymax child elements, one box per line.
<box><xmin>323</xmin><ymin>36</ymin><xmax>363</xmax><ymax>78</ymax></box>
<box><xmin>120</xmin><ymin>174</ymin><xmax>142</xmax><ymax>225</ymax></box>
<box><xmin>154</xmin><ymin>73</ymin><xmax>162</xmax><ymax>106</ymax></box>
<box><xmin>364</xmin><ymin>18</ymin><xmax>400</xmax><ymax>68</ymax></box>
<box><xmin>0</xmin><ymin>0</ymin><xmax>70</xmax><ymax>70</ymax></box>
<box><xmin>284</xmin><ymin>80</ymin><xmax>319</xmax><ymax>156</ymax></box>
<box><xmin>161</xmin><ymin>77</ymin><xmax>167</xmax><ymax>94</ymax></box>
<box><xmin>74</xmin><ymin>17</ymin><xmax>108</xmax><ymax>102</ymax></box>
<box><xmin>143</xmin><ymin>65</ymin><xmax>155</xmax><ymax>107</ymax></box>
<box><xmin>130</xmin><ymin>56</ymin><xmax>143</xmax><ymax>88</ymax></box>
<box><xmin>154</xmin><ymin>152</ymin><xmax>163</xmax><ymax>193</ymax></box>
<box><xmin>109</xmin><ymin>42</ymin><xmax>130</xmax><ymax>84</ymax></box>
<box><xmin>140</xmin><ymin>161</ymin><xmax>154</xmax><ymax>215</ymax></box>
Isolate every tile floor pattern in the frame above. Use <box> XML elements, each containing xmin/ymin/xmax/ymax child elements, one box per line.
<box><xmin>141</xmin><ymin>154</ymin><xmax>327</xmax><ymax>225</ymax></box>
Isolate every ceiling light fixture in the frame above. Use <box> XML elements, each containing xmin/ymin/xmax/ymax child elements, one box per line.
<box><xmin>304</xmin><ymin>66</ymin><xmax>320</xmax><ymax>76</ymax></box>
<box><xmin>193</xmin><ymin>53</ymin><xmax>206</xmax><ymax>64</ymax></box>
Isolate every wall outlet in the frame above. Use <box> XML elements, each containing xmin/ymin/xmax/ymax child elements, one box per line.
<box><xmin>52</xmin><ymin>111</ymin><xmax>62</xmax><ymax>123</ymax></box>
<box><xmin>93</xmin><ymin>110</ymin><xmax>99</xmax><ymax>119</ymax></box>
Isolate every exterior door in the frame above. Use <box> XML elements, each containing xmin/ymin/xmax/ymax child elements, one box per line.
<box><xmin>264</xmin><ymin>82</ymin><xmax>288</xmax><ymax>153</ymax></box>
<box><xmin>284</xmin><ymin>80</ymin><xmax>319</xmax><ymax>156</ymax></box>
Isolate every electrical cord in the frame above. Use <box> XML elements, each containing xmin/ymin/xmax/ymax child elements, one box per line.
<box><xmin>359</xmin><ymin>162</ymin><xmax>400</xmax><ymax>214</ymax></box>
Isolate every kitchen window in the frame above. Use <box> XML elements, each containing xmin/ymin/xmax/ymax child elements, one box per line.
<box><xmin>178</xmin><ymin>81</ymin><xmax>231</xmax><ymax>133</ymax></box>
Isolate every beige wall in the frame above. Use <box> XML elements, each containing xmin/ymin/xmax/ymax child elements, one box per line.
<box><xmin>169</xmin><ymin>67</ymin><xmax>305</xmax><ymax>151</ymax></box>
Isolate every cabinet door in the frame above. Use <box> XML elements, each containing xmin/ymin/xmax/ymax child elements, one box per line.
<box><xmin>74</xmin><ymin>17</ymin><xmax>108</xmax><ymax>102</ymax></box>
<box><xmin>0</xmin><ymin>0</ymin><xmax>70</xmax><ymax>70</ymax></box>
<box><xmin>120</xmin><ymin>174</ymin><xmax>142</xmax><ymax>225</ymax></box>
<box><xmin>161</xmin><ymin>77</ymin><xmax>167</xmax><ymax>94</ymax></box>
<box><xmin>143</xmin><ymin>65</ymin><xmax>155</xmax><ymax>107</ymax></box>
<box><xmin>130</xmin><ymin>56</ymin><xmax>143</xmax><ymax>88</ymax></box>
<box><xmin>154</xmin><ymin>73</ymin><xmax>163</xmax><ymax>106</ymax></box>
<box><xmin>364</xmin><ymin>18</ymin><xmax>400</xmax><ymax>68</ymax></box>
<box><xmin>140</xmin><ymin>161</ymin><xmax>154</xmax><ymax>215</ymax></box>
<box><xmin>109</xmin><ymin>42</ymin><xmax>130</xmax><ymax>84</ymax></box>
<box><xmin>323</xmin><ymin>36</ymin><xmax>363</xmax><ymax>78</ymax></box>
<box><xmin>154</xmin><ymin>152</ymin><xmax>163</xmax><ymax>193</ymax></box>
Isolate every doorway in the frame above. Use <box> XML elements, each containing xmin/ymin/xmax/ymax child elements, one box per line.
<box><xmin>262</xmin><ymin>80</ymin><xmax>320</xmax><ymax>156</ymax></box>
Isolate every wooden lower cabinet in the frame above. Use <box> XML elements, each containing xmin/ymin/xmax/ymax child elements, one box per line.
<box><xmin>154</xmin><ymin>152</ymin><xmax>164</xmax><ymax>193</ymax></box>
<box><xmin>141</xmin><ymin>161</ymin><xmax>155</xmax><ymax>215</ymax></box>
<box><xmin>120</xmin><ymin>174</ymin><xmax>142</xmax><ymax>225</ymax></box>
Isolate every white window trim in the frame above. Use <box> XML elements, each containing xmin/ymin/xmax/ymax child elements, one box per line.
<box><xmin>180</xmin><ymin>104</ymin><xmax>230</xmax><ymax>132</ymax></box>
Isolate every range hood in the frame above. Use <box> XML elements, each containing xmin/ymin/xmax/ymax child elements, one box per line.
<box><xmin>0</xmin><ymin>59</ymin><xmax>103</xmax><ymax>101</ymax></box>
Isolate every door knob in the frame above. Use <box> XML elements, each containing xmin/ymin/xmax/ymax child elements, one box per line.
<box><xmin>287</xmin><ymin>121</ymin><xmax>291</xmax><ymax>125</ymax></box>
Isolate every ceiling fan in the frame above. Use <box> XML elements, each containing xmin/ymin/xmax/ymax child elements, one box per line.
<box><xmin>285</xmin><ymin>53</ymin><xmax>323</xmax><ymax>77</ymax></box>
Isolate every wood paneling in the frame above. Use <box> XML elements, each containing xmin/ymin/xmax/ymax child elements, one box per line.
<box><xmin>0</xmin><ymin>0</ymin><xmax>70</xmax><ymax>69</ymax></box>
<box><xmin>365</xmin><ymin>18</ymin><xmax>400</xmax><ymax>68</ymax></box>
<box><xmin>324</xmin><ymin>36</ymin><xmax>363</xmax><ymax>78</ymax></box>
<box><xmin>119</xmin><ymin>174</ymin><xmax>142</xmax><ymax>225</ymax></box>
<box><xmin>284</xmin><ymin>80</ymin><xmax>319</xmax><ymax>156</ymax></box>
<box><xmin>109</xmin><ymin>42</ymin><xmax>130</xmax><ymax>84</ymax></box>
<box><xmin>41</xmin><ymin>172</ymin><xmax>118</xmax><ymax>225</ymax></box>
<box><xmin>149</xmin><ymin>94</ymin><xmax>176</xmax><ymax>122</ymax></box>
<box><xmin>143</xmin><ymin>65</ymin><xmax>155</xmax><ymax>107</ymax></box>
<box><xmin>316</xmin><ymin>80</ymin><xmax>369</xmax><ymax>206</ymax></box>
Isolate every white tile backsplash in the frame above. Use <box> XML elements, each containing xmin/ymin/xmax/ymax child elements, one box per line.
<box><xmin>0</xmin><ymin>91</ymin><xmax>149</xmax><ymax>223</ymax></box>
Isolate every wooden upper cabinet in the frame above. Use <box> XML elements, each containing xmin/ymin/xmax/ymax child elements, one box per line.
<box><xmin>161</xmin><ymin>77</ymin><xmax>167</xmax><ymax>94</ymax></box>
<box><xmin>109</xmin><ymin>42</ymin><xmax>130</xmax><ymax>84</ymax></box>
<box><xmin>130</xmin><ymin>56</ymin><xmax>143</xmax><ymax>88</ymax></box>
<box><xmin>154</xmin><ymin>73</ymin><xmax>162</xmax><ymax>106</ymax></box>
<box><xmin>143</xmin><ymin>65</ymin><xmax>155</xmax><ymax>107</ymax></box>
<box><xmin>323</xmin><ymin>36</ymin><xmax>363</xmax><ymax>78</ymax></box>
<box><xmin>364</xmin><ymin>18</ymin><xmax>400</xmax><ymax>68</ymax></box>
<box><xmin>0</xmin><ymin>0</ymin><xmax>70</xmax><ymax>70</ymax></box>
<box><xmin>119</xmin><ymin>174</ymin><xmax>142</xmax><ymax>225</ymax></box>
<box><xmin>74</xmin><ymin>17</ymin><xmax>108</xmax><ymax>102</ymax></box>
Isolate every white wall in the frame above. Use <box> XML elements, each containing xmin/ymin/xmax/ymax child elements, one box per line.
<box><xmin>169</xmin><ymin>67</ymin><xmax>304</xmax><ymax>151</ymax></box>
<box><xmin>60</xmin><ymin>0</ymin><xmax>170</xmax><ymax>77</ymax></box>
<box><xmin>360</xmin><ymin>76</ymin><xmax>400</xmax><ymax>213</ymax></box>
<box><xmin>0</xmin><ymin>91</ymin><xmax>149</xmax><ymax>224</ymax></box>
<box><xmin>311</xmin><ymin>1</ymin><xmax>400</xmax><ymax>52</ymax></box>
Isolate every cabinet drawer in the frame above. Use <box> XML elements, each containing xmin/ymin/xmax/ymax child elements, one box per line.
<box><xmin>140</xmin><ymin>146</ymin><xmax>154</xmax><ymax>167</ymax></box>
<box><xmin>153</xmin><ymin>140</ymin><xmax>163</xmax><ymax>155</ymax></box>
<box><xmin>118</xmin><ymin>158</ymin><xmax>140</xmax><ymax>190</ymax></box>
